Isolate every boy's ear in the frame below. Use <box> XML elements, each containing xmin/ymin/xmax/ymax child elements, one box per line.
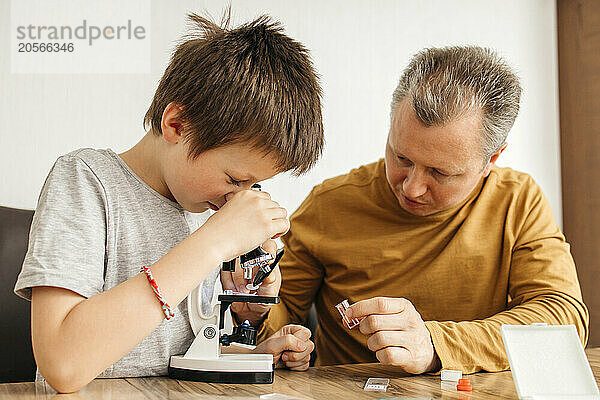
<box><xmin>160</xmin><ymin>103</ymin><xmax>185</xmax><ymax>144</ymax></box>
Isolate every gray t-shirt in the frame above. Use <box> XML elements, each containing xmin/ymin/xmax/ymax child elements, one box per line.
<box><xmin>14</xmin><ymin>148</ymin><xmax>223</xmax><ymax>379</ymax></box>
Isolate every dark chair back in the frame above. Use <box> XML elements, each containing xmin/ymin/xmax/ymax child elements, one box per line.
<box><xmin>0</xmin><ymin>206</ymin><xmax>36</xmax><ymax>382</ymax></box>
<box><xmin>306</xmin><ymin>304</ymin><xmax>318</xmax><ymax>366</ymax></box>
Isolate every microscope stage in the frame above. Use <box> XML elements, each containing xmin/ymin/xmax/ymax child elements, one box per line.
<box><xmin>169</xmin><ymin>353</ymin><xmax>274</xmax><ymax>384</ymax></box>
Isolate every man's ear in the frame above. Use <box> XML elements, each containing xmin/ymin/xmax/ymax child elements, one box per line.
<box><xmin>482</xmin><ymin>142</ymin><xmax>507</xmax><ymax>177</ymax></box>
<box><xmin>160</xmin><ymin>103</ymin><xmax>185</xmax><ymax>144</ymax></box>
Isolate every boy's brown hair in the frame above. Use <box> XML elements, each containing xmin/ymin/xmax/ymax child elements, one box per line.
<box><xmin>144</xmin><ymin>12</ymin><xmax>324</xmax><ymax>175</ymax></box>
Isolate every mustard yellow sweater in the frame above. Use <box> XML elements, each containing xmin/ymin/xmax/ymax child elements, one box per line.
<box><xmin>260</xmin><ymin>159</ymin><xmax>588</xmax><ymax>372</ymax></box>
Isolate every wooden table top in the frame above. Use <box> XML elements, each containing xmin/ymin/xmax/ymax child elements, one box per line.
<box><xmin>2</xmin><ymin>347</ymin><xmax>599</xmax><ymax>399</ymax></box>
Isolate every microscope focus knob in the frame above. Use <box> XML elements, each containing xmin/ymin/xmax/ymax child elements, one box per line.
<box><xmin>220</xmin><ymin>321</ymin><xmax>257</xmax><ymax>346</ymax></box>
<box><xmin>234</xmin><ymin>323</ymin><xmax>257</xmax><ymax>346</ymax></box>
<box><xmin>203</xmin><ymin>326</ymin><xmax>217</xmax><ymax>340</ymax></box>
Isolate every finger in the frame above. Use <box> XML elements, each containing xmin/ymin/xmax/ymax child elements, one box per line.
<box><xmin>231</xmin><ymin>257</ymin><xmax>249</xmax><ymax>293</ymax></box>
<box><xmin>220</xmin><ymin>270</ymin><xmax>236</xmax><ymax>291</ymax></box>
<box><xmin>259</xmin><ymin>334</ymin><xmax>307</xmax><ymax>356</ymax></box>
<box><xmin>256</xmin><ymin>265</ymin><xmax>280</xmax><ymax>297</ymax></box>
<box><xmin>249</xmin><ymin>189</ymin><xmax>271</xmax><ymax>199</ymax></box>
<box><xmin>260</xmin><ymin>264</ymin><xmax>280</xmax><ymax>287</ymax></box>
<box><xmin>259</xmin><ymin>190</ymin><xmax>272</xmax><ymax>199</ymax></box>
<box><xmin>267</xmin><ymin>204</ymin><xmax>287</xmax><ymax>219</ymax></box>
<box><xmin>229</xmin><ymin>189</ymin><xmax>270</xmax><ymax>202</ymax></box>
<box><xmin>281</xmin><ymin>342</ymin><xmax>313</xmax><ymax>363</ymax></box>
<box><xmin>230</xmin><ymin>301</ymin><xmax>245</xmax><ymax>315</ymax></box>
<box><xmin>284</xmin><ymin>358</ymin><xmax>311</xmax><ymax>370</ymax></box>
<box><xmin>376</xmin><ymin>346</ymin><xmax>411</xmax><ymax>366</ymax></box>
<box><xmin>270</xmin><ymin>218</ymin><xmax>290</xmax><ymax>239</ymax></box>
<box><xmin>347</xmin><ymin>297</ymin><xmax>413</xmax><ymax>319</ymax></box>
<box><xmin>264</xmin><ymin>206</ymin><xmax>288</xmax><ymax>221</ymax></box>
<box><xmin>261</xmin><ymin>239</ymin><xmax>277</xmax><ymax>257</ymax></box>
<box><xmin>367</xmin><ymin>330</ymin><xmax>410</xmax><ymax>353</ymax></box>
<box><xmin>266</xmin><ymin>199</ymin><xmax>281</xmax><ymax>209</ymax></box>
<box><xmin>359</xmin><ymin>313</ymin><xmax>410</xmax><ymax>335</ymax></box>
<box><xmin>256</xmin><ymin>272</ymin><xmax>280</xmax><ymax>297</ymax></box>
<box><xmin>282</xmin><ymin>337</ymin><xmax>314</xmax><ymax>361</ymax></box>
<box><xmin>246</xmin><ymin>302</ymin><xmax>271</xmax><ymax>314</ymax></box>
<box><xmin>289</xmin><ymin>363</ymin><xmax>310</xmax><ymax>371</ymax></box>
<box><xmin>282</xmin><ymin>325</ymin><xmax>312</xmax><ymax>342</ymax></box>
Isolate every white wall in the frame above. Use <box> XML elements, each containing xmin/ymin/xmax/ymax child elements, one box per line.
<box><xmin>0</xmin><ymin>0</ymin><xmax>562</xmax><ymax>224</ymax></box>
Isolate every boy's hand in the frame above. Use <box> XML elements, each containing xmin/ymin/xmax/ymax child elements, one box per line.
<box><xmin>199</xmin><ymin>190</ymin><xmax>289</xmax><ymax>262</ymax></box>
<box><xmin>253</xmin><ymin>324</ymin><xmax>313</xmax><ymax>371</ymax></box>
<box><xmin>221</xmin><ymin>239</ymin><xmax>282</xmax><ymax>326</ymax></box>
<box><xmin>346</xmin><ymin>297</ymin><xmax>440</xmax><ymax>374</ymax></box>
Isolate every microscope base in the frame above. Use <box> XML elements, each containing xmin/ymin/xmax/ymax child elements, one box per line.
<box><xmin>168</xmin><ymin>353</ymin><xmax>274</xmax><ymax>384</ymax></box>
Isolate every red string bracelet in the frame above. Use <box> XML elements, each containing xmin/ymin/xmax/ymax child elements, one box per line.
<box><xmin>140</xmin><ymin>265</ymin><xmax>175</xmax><ymax>320</ymax></box>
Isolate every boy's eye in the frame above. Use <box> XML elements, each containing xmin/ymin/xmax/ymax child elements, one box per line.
<box><xmin>227</xmin><ymin>175</ymin><xmax>242</xmax><ymax>186</ymax></box>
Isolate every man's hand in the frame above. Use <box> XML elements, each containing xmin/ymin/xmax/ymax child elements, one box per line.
<box><xmin>346</xmin><ymin>297</ymin><xmax>440</xmax><ymax>374</ymax></box>
<box><xmin>221</xmin><ymin>239</ymin><xmax>282</xmax><ymax>326</ymax></box>
<box><xmin>253</xmin><ymin>324</ymin><xmax>314</xmax><ymax>371</ymax></box>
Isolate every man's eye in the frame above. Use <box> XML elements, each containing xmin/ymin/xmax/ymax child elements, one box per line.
<box><xmin>433</xmin><ymin>169</ymin><xmax>449</xmax><ymax>177</ymax></box>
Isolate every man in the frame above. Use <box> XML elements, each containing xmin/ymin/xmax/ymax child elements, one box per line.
<box><xmin>251</xmin><ymin>46</ymin><xmax>588</xmax><ymax>373</ymax></box>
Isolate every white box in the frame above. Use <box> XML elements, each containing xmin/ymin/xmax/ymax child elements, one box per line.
<box><xmin>501</xmin><ymin>324</ymin><xmax>600</xmax><ymax>399</ymax></box>
<box><xmin>441</xmin><ymin>369</ymin><xmax>462</xmax><ymax>382</ymax></box>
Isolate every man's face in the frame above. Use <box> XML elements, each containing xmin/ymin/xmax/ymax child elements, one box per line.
<box><xmin>162</xmin><ymin>141</ymin><xmax>280</xmax><ymax>213</ymax></box>
<box><xmin>385</xmin><ymin>98</ymin><xmax>495</xmax><ymax>216</ymax></box>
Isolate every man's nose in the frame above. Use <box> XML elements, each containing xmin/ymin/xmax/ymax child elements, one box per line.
<box><xmin>402</xmin><ymin>168</ymin><xmax>427</xmax><ymax>198</ymax></box>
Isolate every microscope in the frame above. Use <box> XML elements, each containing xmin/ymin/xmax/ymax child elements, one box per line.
<box><xmin>169</xmin><ymin>246</ymin><xmax>283</xmax><ymax>383</ymax></box>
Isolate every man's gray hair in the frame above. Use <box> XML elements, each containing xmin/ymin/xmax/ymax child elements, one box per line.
<box><xmin>391</xmin><ymin>46</ymin><xmax>522</xmax><ymax>159</ymax></box>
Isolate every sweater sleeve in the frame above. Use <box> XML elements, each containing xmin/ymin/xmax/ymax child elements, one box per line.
<box><xmin>424</xmin><ymin>178</ymin><xmax>589</xmax><ymax>373</ymax></box>
<box><xmin>258</xmin><ymin>188</ymin><xmax>325</xmax><ymax>341</ymax></box>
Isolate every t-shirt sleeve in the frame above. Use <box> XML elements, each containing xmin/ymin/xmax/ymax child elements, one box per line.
<box><xmin>425</xmin><ymin>176</ymin><xmax>589</xmax><ymax>373</ymax></box>
<box><xmin>14</xmin><ymin>154</ymin><xmax>108</xmax><ymax>301</ymax></box>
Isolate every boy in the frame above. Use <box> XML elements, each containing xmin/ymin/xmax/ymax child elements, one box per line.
<box><xmin>14</xmin><ymin>13</ymin><xmax>323</xmax><ymax>393</ymax></box>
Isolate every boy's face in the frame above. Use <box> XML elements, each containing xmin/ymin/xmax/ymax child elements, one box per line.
<box><xmin>162</xmin><ymin>141</ymin><xmax>280</xmax><ymax>213</ymax></box>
